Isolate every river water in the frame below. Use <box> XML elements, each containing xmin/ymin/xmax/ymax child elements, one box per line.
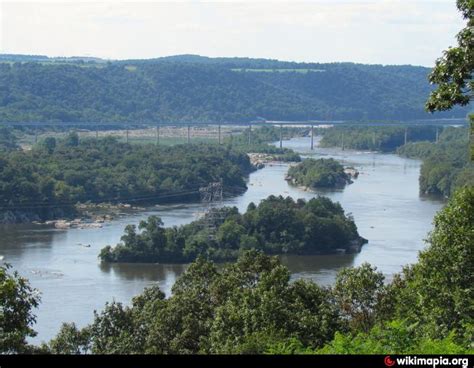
<box><xmin>0</xmin><ymin>137</ymin><xmax>444</xmax><ymax>343</ymax></box>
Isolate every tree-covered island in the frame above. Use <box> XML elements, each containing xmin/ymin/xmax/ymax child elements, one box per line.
<box><xmin>99</xmin><ymin>195</ymin><xmax>367</xmax><ymax>263</ymax></box>
<box><xmin>0</xmin><ymin>134</ymin><xmax>255</xmax><ymax>223</ymax></box>
<box><xmin>286</xmin><ymin>158</ymin><xmax>353</xmax><ymax>189</ymax></box>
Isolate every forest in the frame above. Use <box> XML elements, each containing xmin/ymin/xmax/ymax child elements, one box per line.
<box><xmin>0</xmin><ymin>59</ymin><xmax>469</xmax><ymax>124</ymax></box>
<box><xmin>0</xmin><ymin>133</ymin><xmax>254</xmax><ymax>222</ymax></box>
<box><xmin>2</xmin><ymin>187</ymin><xmax>472</xmax><ymax>354</ymax></box>
<box><xmin>99</xmin><ymin>195</ymin><xmax>366</xmax><ymax>263</ymax></box>
<box><xmin>287</xmin><ymin>158</ymin><xmax>352</xmax><ymax>188</ymax></box>
<box><xmin>318</xmin><ymin>125</ymin><xmax>440</xmax><ymax>152</ymax></box>
<box><xmin>397</xmin><ymin>127</ymin><xmax>473</xmax><ymax>197</ymax></box>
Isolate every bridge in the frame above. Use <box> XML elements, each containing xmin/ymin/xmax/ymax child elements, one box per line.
<box><xmin>1</xmin><ymin>118</ymin><xmax>468</xmax><ymax>150</ymax></box>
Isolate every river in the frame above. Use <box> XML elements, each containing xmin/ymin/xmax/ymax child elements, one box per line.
<box><xmin>0</xmin><ymin>137</ymin><xmax>444</xmax><ymax>343</ymax></box>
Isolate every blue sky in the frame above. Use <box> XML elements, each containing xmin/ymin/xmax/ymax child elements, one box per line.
<box><xmin>0</xmin><ymin>0</ymin><xmax>465</xmax><ymax>66</ymax></box>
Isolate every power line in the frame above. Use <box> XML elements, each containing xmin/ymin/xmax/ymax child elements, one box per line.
<box><xmin>0</xmin><ymin>184</ymin><xmax>249</xmax><ymax>210</ymax></box>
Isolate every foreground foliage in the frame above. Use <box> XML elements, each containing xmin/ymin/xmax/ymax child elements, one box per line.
<box><xmin>426</xmin><ymin>0</ymin><xmax>473</xmax><ymax>112</ymax></box>
<box><xmin>0</xmin><ymin>264</ymin><xmax>40</xmax><ymax>353</ymax></box>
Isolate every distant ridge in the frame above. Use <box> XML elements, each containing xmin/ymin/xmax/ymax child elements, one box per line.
<box><xmin>0</xmin><ymin>54</ymin><xmax>470</xmax><ymax>123</ymax></box>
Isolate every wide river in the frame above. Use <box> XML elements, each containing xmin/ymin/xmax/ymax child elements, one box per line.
<box><xmin>0</xmin><ymin>137</ymin><xmax>444</xmax><ymax>343</ymax></box>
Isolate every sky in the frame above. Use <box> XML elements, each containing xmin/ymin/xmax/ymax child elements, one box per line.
<box><xmin>0</xmin><ymin>0</ymin><xmax>466</xmax><ymax>66</ymax></box>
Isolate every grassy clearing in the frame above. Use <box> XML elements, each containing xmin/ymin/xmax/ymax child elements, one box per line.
<box><xmin>231</xmin><ymin>68</ymin><xmax>325</xmax><ymax>73</ymax></box>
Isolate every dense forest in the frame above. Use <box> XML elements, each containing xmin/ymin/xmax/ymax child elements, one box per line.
<box><xmin>2</xmin><ymin>187</ymin><xmax>472</xmax><ymax>354</ymax></box>
<box><xmin>0</xmin><ymin>126</ymin><xmax>19</xmax><ymax>152</ymax></box>
<box><xmin>0</xmin><ymin>134</ymin><xmax>254</xmax><ymax>222</ymax></box>
<box><xmin>397</xmin><ymin>127</ymin><xmax>473</xmax><ymax>197</ymax></box>
<box><xmin>0</xmin><ymin>58</ymin><xmax>469</xmax><ymax>123</ymax></box>
<box><xmin>318</xmin><ymin>125</ymin><xmax>441</xmax><ymax>152</ymax></box>
<box><xmin>99</xmin><ymin>195</ymin><xmax>366</xmax><ymax>263</ymax></box>
<box><xmin>287</xmin><ymin>158</ymin><xmax>352</xmax><ymax>188</ymax></box>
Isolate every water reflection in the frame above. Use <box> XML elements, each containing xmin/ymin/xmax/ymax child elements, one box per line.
<box><xmin>99</xmin><ymin>262</ymin><xmax>188</xmax><ymax>295</ymax></box>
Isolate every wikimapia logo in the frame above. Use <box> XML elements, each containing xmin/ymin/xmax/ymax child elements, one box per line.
<box><xmin>384</xmin><ymin>355</ymin><xmax>470</xmax><ymax>368</ymax></box>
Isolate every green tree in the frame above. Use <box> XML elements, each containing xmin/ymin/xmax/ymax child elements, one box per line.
<box><xmin>64</xmin><ymin>132</ymin><xmax>79</xmax><ymax>147</ymax></box>
<box><xmin>391</xmin><ymin>187</ymin><xmax>474</xmax><ymax>338</ymax></box>
<box><xmin>426</xmin><ymin>0</ymin><xmax>473</xmax><ymax>112</ymax></box>
<box><xmin>40</xmin><ymin>136</ymin><xmax>56</xmax><ymax>154</ymax></box>
<box><xmin>47</xmin><ymin>323</ymin><xmax>90</xmax><ymax>354</ymax></box>
<box><xmin>0</xmin><ymin>264</ymin><xmax>40</xmax><ymax>353</ymax></box>
<box><xmin>315</xmin><ymin>320</ymin><xmax>473</xmax><ymax>354</ymax></box>
<box><xmin>333</xmin><ymin>263</ymin><xmax>386</xmax><ymax>333</ymax></box>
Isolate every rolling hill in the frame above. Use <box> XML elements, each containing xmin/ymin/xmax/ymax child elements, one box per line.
<box><xmin>0</xmin><ymin>54</ymin><xmax>470</xmax><ymax>123</ymax></box>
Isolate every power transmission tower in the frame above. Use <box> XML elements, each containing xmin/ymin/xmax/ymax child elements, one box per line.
<box><xmin>199</xmin><ymin>180</ymin><xmax>224</xmax><ymax>240</ymax></box>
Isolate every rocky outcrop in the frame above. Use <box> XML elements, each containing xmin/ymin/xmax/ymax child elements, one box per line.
<box><xmin>346</xmin><ymin>236</ymin><xmax>369</xmax><ymax>253</ymax></box>
<box><xmin>344</xmin><ymin>167</ymin><xmax>360</xmax><ymax>179</ymax></box>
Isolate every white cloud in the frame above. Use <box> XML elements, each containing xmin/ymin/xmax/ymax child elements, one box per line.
<box><xmin>0</xmin><ymin>0</ymin><xmax>465</xmax><ymax>65</ymax></box>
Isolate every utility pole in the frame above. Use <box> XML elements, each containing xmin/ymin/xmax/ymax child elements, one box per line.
<box><xmin>341</xmin><ymin>131</ymin><xmax>345</xmax><ymax>151</ymax></box>
<box><xmin>156</xmin><ymin>124</ymin><xmax>160</xmax><ymax>145</ymax></box>
<box><xmin>404</xmin><ymin>127</ymin><xmax>408</xmax><ymax>145</ymax></box>
<box><xmin>218</xmin><ymin>124</ymin><xmax>221</xmax><ymax>144</ymax></box>
<box><xmin>126</xmin><ymin>126</ymin><xmax>129</xmax><ymax>143</ymax></box>
<box><xmin>436</xmin><ymin>127</ymin><xmax>439</xmax><ymax>143</ymax></box>
<box><xmin>310</xmin><ymin>125</ymin><xmax>314</xmax><ymax>150</ymax></box>
<box><xmin>187</xmin><ymin>125</ymin><xmax>191</xmax><ymax>144</ymax></box>
<box><xmin>248</xmin><ymin>124</ymin><xmax>252</xmax><ymax>145</ymax></box>
<box><xmin>279</xmin><ymin>124</ymin><xmax>283</xmax><ymax>149</ymax></box>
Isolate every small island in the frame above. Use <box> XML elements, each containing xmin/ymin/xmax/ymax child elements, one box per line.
<box><xmin>286</xmin><ymin>158</ymin><xmax>355</xmax><ymax>189</ymax></box>
<box><xmin>99</xmin><ymin>195</ymin><xmax>367</xmax><ymax>263</ymax></box>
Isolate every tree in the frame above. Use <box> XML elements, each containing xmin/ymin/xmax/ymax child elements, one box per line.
<box><xmin>315</xmin><ymin>320</ymin><xmax>472</xmax><ymax>354</ymax></box>
<box><xmin>426</xmin><ymin>1</ymin><xmax>473</xmax><ymax>112</ymax></box>
<box><xmin>40</xmin><ymin>136</ymin><xmax>56</xmax><ymax>154</ymax></box>
<box><xmin>47</xmin><ymin>323</ymin><xmax>90</xmax><ymax>354</ymax></box>
<box><xmin>333</xmin><ymin>263</ymin><xmax>386</xmax><ymax>333</ymax></box>
<box><xmin>64</xmin><ymin>132</ymin><xmax>80</xmax><ymax>147</ymax></box>
<box><xmin>0</xmin><ymin>264</ymin><xmax>40</xmax><ymax>353</ymax></box>
<box><xmin>391</xmin><ymin>187</ymin><xmax>474</xmax><ymax>338</ymax></box>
